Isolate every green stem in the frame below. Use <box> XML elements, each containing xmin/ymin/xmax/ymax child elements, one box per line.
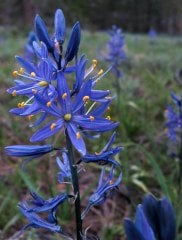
<box><xmin>65</xmin><ymin>131</ymin><xmax>82</xmax><ymax>240</ymax></box>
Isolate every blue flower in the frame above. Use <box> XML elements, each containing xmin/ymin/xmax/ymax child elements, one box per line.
<box><xmin>104</xmin><ymin>25</ymin><xmax>126</xmax><ymax>78</ymax></box>
<box><xmin>27</xmin><ymin>192</ymin><xmax>68</xmax><ymax>215</ymax></box>
<box><xmin>18</xmin><ymin>202</ymin><xmax>62</xmax><ymax>233</ymax></box>
<box><xmin>80</xmin><ymin>132</ymin><xmax>123</xmax><ymax>167</ymax></box>
<box><xmin>124</xmin><ymin>194</ymin><xmax>176</xmax><ymax>240</ymax></box>
<box><xmin>18</xmin><ymin>192</ymin><xmax>69</xmax><ymax>236</ymax></box>
<box><xmin>5</xmin><ymin>144</ymin><xmax>54</xmax><ymax>157</ymax></box>
<box><xmin>142</xmin><ymin>194</ymin><xmax>176</xmax><ymax>240</ymax></box>
<box><xmin>81</xmin><ymin>165</ymin><xmax>122</xmax><ymax>219</ymax></box>
<box><xmin>5</xmin><ymin>144</ymin><xmax>55</xmax><ymax>169</ymax></box>
<box><xmin>56</xmin><ymin>152</ymin><xmax>71</xmax><ymax>183</ymax></box>
<box><xmin>8</xmin><ymin>55</ymin><xmax>57</xmax><ymax>116</ymax></box>
<box><xmin>148</xmin><ymin>28</ymin><xmax>157</xmax><ymax>43</ymax></box>
<box><xmin>30</xmin><ymin>72</ymin><xmax>118</xmax><ymax>155</ymax></box>
<box><xmin>124</xmin><ymin>204</ymin><xmax>155</xmax><ymax>240</ymax></box>
<box><xmin>165</xmin><ymin>92</ymin><xmax>182</xmax><ymax>141</ymax></box>
<box><xmin>34</xmin><ymin>9</ymin><xmax>81</xmax><ymax>69</ymax></box>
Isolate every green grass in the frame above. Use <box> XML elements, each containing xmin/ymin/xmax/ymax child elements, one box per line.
<box><xmin>0</xmin><ymin>29</ymin><xmax>182</xmax><ymax>239</ymax></box>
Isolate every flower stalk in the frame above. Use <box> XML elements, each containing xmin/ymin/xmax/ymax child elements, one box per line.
<box><xmin>66</xmin><ymin>130</ymin><xmax>82</xmax><ymax>239</ymax></box>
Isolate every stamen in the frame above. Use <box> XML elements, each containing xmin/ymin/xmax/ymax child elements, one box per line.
<box><xmin>12</xmin><ymin>71</ymin><xmax>18</xmax><ymax>77</ymax></box>
<box><xmin>98</xmin><ymin>69</ymin><xmax>104</xmax><ymax>75</ymax></box>
<box><xmin>19</xmin><ymin>68</ymin><xmax>24</xmax><ymax>74</ymax></box>
<box><xmin>107</xmin><ymin>107</ymin><xmax>111</xmax><ymax>111</ymax></box>
<box><xmin>38</xmin><ymin>81</ymin><xmax>48</xmax><ymax>87</ymax></box>
<box><xmin>109</xmin><ymin>180</ymin><xmax>113</xmax><ymax>185</ymax></box>
<box><xmin>30</xmin><ymin>72</ymin><xmax>36</xmax><ymax>77</ymax></box>
<box><xmin>89</xmin><ymin>116</ymin><xmax>95</xmax><ymax>121</ymax></box>
<box><xmin>47</xmin><ymin>101</ymin><xmax>52</xmax><ymax>107</ymax></box>
<box><xmin>28</xmin><ymin>115</ymin><xmax>33</xmax><ymax>121</ymax></box>
<box><xmin>76</xmin><ymin>132</ymin><xmax>81</xmax><ymax>139</ymax></box>
<box><xmin>106</xmin><ymin>115</ymin><xmax>111</xmax><ymax>120</ymax></box>
<box><xmin>32</xmin><ymin>89</ymin><xmax>37</xmax><ymax>94</ymax></box>
<box><xmin>62</xmin><ymin>93</ymin><xmax>67</xmax><ymax>99</ymax></box>
<box><xmin>95</xmin><ymin>151</ymin><xmax>99</xmax><ymax>155</ymax></box>
<box><xmin>64</xmin><ymin>114</ymin><xmax>72</xmax><ymax>121</ymax></box>
<box><xmin>83</xmin><ymin>96</ymin><xmax>90</xmax><ymax>102</ymax></box>
<box><xmin>18</xmin><ymin>102</ymin><xmax>25</xmax><ymax>108</ymax></box>
<box><xmin>12</xmin><ymin>90</ymin><xmax>17</xmax><ymax>97</ymax></box>
<box><xmin>92</xmin><ymin>59</ymin><xmax>97</xmax><ymax>68</ymax></box>
<box><xmin>50</xmin><ymin>123</ymin><xmax>56</xmax><ymax>130</ymax></box>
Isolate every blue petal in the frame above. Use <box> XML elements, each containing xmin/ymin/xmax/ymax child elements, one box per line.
<box><xmin>74</xmin><ymin>54</ymin><xmax>88</xmax><ymax>91</ymax></box>
<box><xmin>54</xmin><ymin>9</ymin><xmax>66</xmax><ymax>44</ymax></box>
<box><xmin>90</xmin><ymin>90</ymin><xmax>110</xmax><ymax>100</ymax></box>
<box><xmin>158</xmin><ymin>197</ymin><xmax>176</xmax><ymax>240</ymax></box>
<box><xmin>90</xmin><ymin>100</ymin><xmax>111</xmax><ymax>118</ymax></box>
<box><xmin>135</xmin><ymin>205</ymin><xmax>155</xmax><ymax>240</ymax></box>
<box><xmin>30</xmin><ymin>119</ymin><xmax>64</xmax><ymax>142</ymax></box>
<box><xmin>57</xmin><ymin>72</ymin><xmax>71</xmax><ymax>114</ymax></box>
<box><xmin>102</xmin><ymin>132</ymin><xmax>116</xmax><ymax>152</ymax></box>
<box><xmin>18</xmin><ymin>203</ymin><xmax>62</xmax><ymax>232</ymax></box>
<box><xmin>67</xmin><ymin>123</ymin><xmax>86</xmax><ymax>156</ymax></box>
<box><xmin>16</xmin><ymin>56</ymin><xmax>37</xmax><ymax>74</ymax></box>
<box><xmin>32</xmin><ymin>112</ymin><xmax>47</xmax><ymax>127</ymax></box>
<box><xmin>72</xmin><ymin>79</ymin><xmax>92</xmax><ymax>113</ymax></box>
<box><xmin>34</xmin><ymin>15</ymin><xmax>53</xmax><ymax>52</ymax></box>
<box><xmin>33</xmin><ymin>93</ymin><xmax>60</xmax><ymax>117</ymax></box>
<box><xmin>65</xmin><ymin>22</ymin><xmax>81</xmax><ymax>64</ymax></box>
<box><xmin>27</xmin><ymin>193</ymin><xmax>68</xmax><ymax>213</ymax></box>
<box><xmin>5</xmin><ymin>144</ymin><xmax>53</xmax><ymax>157</ymax></box>
<box><xmin>73</xmin><ymin>115</ymin><xmax>119</xmax><ymax>132</ymax></box>
<box><xmin>142</xmin><ymin>194</ymin><xmax>160</xmax><ymax>238</ymax></box>
<box><xmin>124</xmin><ymin>219</ymin><xmax>146</xmax><ymax>240</ymax></box>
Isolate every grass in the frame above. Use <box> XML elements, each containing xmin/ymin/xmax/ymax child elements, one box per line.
<box><xmin>0</xmin><ymin>28</ymin><xmax>182</xmax><ymax>239</ymax></box>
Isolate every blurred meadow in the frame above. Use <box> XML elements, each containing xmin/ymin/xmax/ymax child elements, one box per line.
<box><xmin>0</xmin><ymin>1</ymin><xmax>182</xmax><ymax>240</ymax></box>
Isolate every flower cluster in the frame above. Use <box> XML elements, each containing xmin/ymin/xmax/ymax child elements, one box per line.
<box><xmin>103</xmin><ymin>25</ymin><xmax>126</xmax><ymax>79</ymax></box>
<box><xmin>148</xmin><ymin>28</ymin><xmax>157</xmax><ymax>44</ymax></box>
<box><xmin>124</xmin><ymin>193</ymin><xmax>176</xmax><ymax>240</ymax></box>
<box><xmin>5</xmin><ymin>9</ymin><xmax>122</xmax><ymax>238</ymax></box>
<box><xmin>165</xmin><ymin>92</ymin><xmax>182</xmax><ymax>157</ymax></box>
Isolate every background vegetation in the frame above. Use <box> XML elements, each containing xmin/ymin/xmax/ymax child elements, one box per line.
<box><xmin>0</xmin><ymin>1</ymin><xmax>182</xmax><ymax>239</ymax></box>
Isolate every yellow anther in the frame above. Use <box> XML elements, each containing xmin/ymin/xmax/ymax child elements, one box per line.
<box><xmin>76</xmin><ymin>132</ymin><xmax>81</xmax><ymax>139</ymax></box>
<box><xmin>62</xmin><ymin>93</ymin><xmax>67</xmax><ymax>99</ymax></box>
<box><xmin>30</xmin><ymin>72</ymin><xmax>36</xmax><ymax>77</ymax></box>
<box><xmin>83</xmin><ymin>95</ymin><xmax>90</xmax><ymax>102</ymax></box>
<box><xmin>109</xmin><ymin>180</ymin><xmax>113</xmax><ymax>185</ymax></box>
<box><xmin>12</xmin><ymin>71</ymin><xmax>18</xmax><ymax>77</ymax></box>
<box><xmin>32</xmin><ymin>89</ymin><xmax>37</xmax><ymax>94</ymax></box>
<box><xmin>47</xmin><ymin>101</ymin><xmax>52</xmax><ymax>107</ymax></box>
<box><xmin>38</xmin><ymin>81</ymin><xmax>48</xmax><ymax>87</ymax></box>
<box><xmin>50</xmin><ymin>123</ymin><xmax>56</xmax><ymax>130</ymax></box>
<box><xmin>18</xmin><ymin>102</ymin><xmax>25</xmax><ymax>108</ymax></box>
<box><xmin>12</xmin><ymin>90</ymin><xmax>17</xmax><ymax>97</ymax></box>
<box><xmin>89</xmin><ymin>116</ymin><xmax>95</xmax><ymax>121</ymax></box>
<box><xmin>98</xmin><ymin>69</ymin><xmax>103</xmax><ymax>75</ymax></box>
<box><xmin>92</xmin><ymin>59</ymin><xmax>97</xmax><ymax>68</ymax></box>
<box><xmin>107</xmin><ymin>107</ymin><xmax>111</xmax><ymax>111</ymax></box>
<box><xmin>28</xmin><ymin>115</ymin><xmax>33</xmax><ymax>121</ymax></box>
<box><xmin>64</xmin><ymin>114</ymin><xmax>72</xmax><ymax>121</ymax></box>
<box><xmin>106</xmin><ymin>115</ymin><xmax>111</xmax><ymax>120</ymax></box>
<box><xmin>19</xmin><ymin>68</ymin><xmax>24</xmax><ymax>74</ymax></box>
